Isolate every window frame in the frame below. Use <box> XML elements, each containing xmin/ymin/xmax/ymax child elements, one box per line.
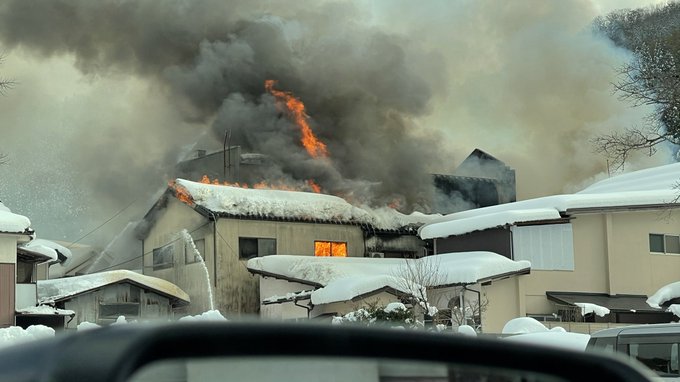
<box><xmin>649</xmin><ymin>233</ymin><xmax>680</xmax><ymax>255</ymax></box>
<box><xmin>238</xmin><ymin>237</ymin><xmax>277</xmax><ymax>260</ymax></box>
<box><xmin>152</xmin><ymin>244</ymin><xmax>174</xmax><ymax>270</ymax></box>
<box><xmin>185</xmin><ymin>238</ymin><xmax>206</xmax><ymax>264</ymax></box>
<box><xmin>314</xmin><ymin>241</ymin><xmax>348</xmax><ymax>257</ymax></box>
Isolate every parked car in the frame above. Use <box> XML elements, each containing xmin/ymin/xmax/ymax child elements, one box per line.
<box><xmin>587</xmin><ymin>323</ymin><xmax>680</xmax><ymax>378</ymax></box>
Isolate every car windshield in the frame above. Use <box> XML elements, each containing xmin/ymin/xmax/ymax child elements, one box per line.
<box><xmin>0</xmin><ymin>1</ymin><xmax>678</xmax><ymax>381</ymax></box>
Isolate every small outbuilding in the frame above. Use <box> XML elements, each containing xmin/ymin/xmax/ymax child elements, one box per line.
<box><xmin>38</xmin><ymin>270</ymin><xmax>190</xmax><ymax>329</ymax></box>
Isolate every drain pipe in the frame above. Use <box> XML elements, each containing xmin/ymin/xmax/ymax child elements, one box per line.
<box><xmin>294</xmin><ymin>300</ymin><xmax>313</xmax><ymax>319</ymax></box>
<box><xmin>463</xmin><ymin>285</ymin><xmax>482</xmax><ymax>332</ymax></box>
<box><xmin>208</xmin><ymin>211</ymin><xmax>218</xmax><ymax>288</ymax></box>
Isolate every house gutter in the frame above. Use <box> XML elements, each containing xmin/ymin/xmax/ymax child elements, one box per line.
<box><xmin>294</xmin><ymin>300</ymin><xmax>313</xmax><ymax>319</ymax></box>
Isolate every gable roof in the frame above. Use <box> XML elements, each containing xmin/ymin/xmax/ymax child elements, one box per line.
<box><xmin>247</xmin><ymin>252</ymin><xmax>530</xmax><ymax>305</ymax></box>
<box><xmin>37</xmin><ymin>270</ymin><xmax>190</xmax><ymax>305</ymax></box>
<box><xmin>169</xmin><ymin>178</ymin><xmax>439</xmax><ymax>231</ymax></box>
<box><xmin>420</xmin><ymin>162</ymin><xmax>680</xmax><ymax>239</ymax></box>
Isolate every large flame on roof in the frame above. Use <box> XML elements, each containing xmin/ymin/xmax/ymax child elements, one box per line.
<box><xmin>200</xmin><ymin>175</ymin><xmax>322</xmax><ymax>193</ymax></box>
<box><xmin>168</xmin><ymin>180</ymin><xmax>193</xmax><ymax>205</ymax></box>
<box><xmin>265</xmin><ymin>80</ymin><xmax>329</xmax><ymax>158</ymax></box>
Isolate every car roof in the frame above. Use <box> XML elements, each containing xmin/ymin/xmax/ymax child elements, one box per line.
<box><xmin>591</xmin><ymin>323</ymin><xmax>680</xmax><ymax>338</ymax></box>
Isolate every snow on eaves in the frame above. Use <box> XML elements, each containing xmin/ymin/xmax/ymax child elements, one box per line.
<box><xmin>38</xmin><ymin>270</ymin><xmax>190</xmax><ymax>305</ymax></box>
<box><xmin>19</xmin><ymin>239</ymin><xmax>73</xmax><ymax>262</ymax></box>
<box><xmin>175</xmin><ymin>179</ymin><xmax>439</xmax><ymax>230</ymax></box>
<box><xmin>0</xmin><ymin>202</ymin><xmax>32</xmax><ymax>235</ymax></box>
<box><xmin>247</xmin><ymin>252</ymin><xmax>530</xmax><ymax>305</ymax></box>
<box><xmin>420</xmin><ymin>162</ymin><xmax>680</xmax><ymax>239</ymax></box>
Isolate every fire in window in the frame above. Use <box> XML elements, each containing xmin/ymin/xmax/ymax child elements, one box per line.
<box><xmin>314</xmin><ymin>241</ymin><xmax>347</xmax><ymax>257</ymax></box>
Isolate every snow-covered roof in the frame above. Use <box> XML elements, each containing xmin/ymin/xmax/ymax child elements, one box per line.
<box><xmin>173</xmin><ymin>179</ymin><xmax>439</xmax><ymax>230</ymax></box>
<box><xmin>19</xmin><ymin>239</ymin><xmax>73</xmax><ymax>263</ymax></box>
<box><xmin>16</xmin><ymin>305</ymin><xmax>75</xmax><ymax>316</ymax></box>
<box><xmin>247</xmin><ymin>252</ymin><xmax>530</xmax><ymax>305</ymax></box>
<box><xmin>38</xmin><ymin>270</ymin><xmax>190</xmax><ymax>305</ymax></box>
<box><xmin>420</xmin><ymin>162</ymin><xmax>680</xmax><ymax>239</ymax></box>
<box><xmin>0</xmin><ymin>202</ymin><xmax>32</xmax><ymax>235</ymax></box>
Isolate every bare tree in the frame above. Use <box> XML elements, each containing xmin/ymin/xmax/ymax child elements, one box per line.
<box><xmin>392</xmin><ymin>257</ymin><xmax>447</xmax><ymax>326</ymax></box>
<box><xmin>446</xmin><ymin>288</ymin><xmax>488</xmax><ymax>329</ymax></box>
<box><xmin>593</xmin><ymin>44</ymin><xmax>680</xmax><ymax>170</ymax></box>
<box><xmin>0</xmin><ymin>54</ymin><xmax>14</xmax><ymax>165</ymax></box>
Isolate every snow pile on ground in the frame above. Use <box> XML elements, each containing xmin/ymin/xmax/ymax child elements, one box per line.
<box><xmin>248</xmin><ymin>252</ymin><xmax>530</xmax><ymax>305</ymax></box>
<box><xmin>575</xmin><ymin>302</ymin><xmax>610</xmax><ymax>317</ymax></box>
<box><xmin>457</xmin><ymin>325</ymin><xmax>477</xmax><ymax>336</ymax></box>
<box><xmin>504</xmin><ymin>331</ymin><xmax>591</xmax><ymax>351</ymax></box>
<box><xmin>38</xmin><ymin>269</ymin><xmax>190</xmax><ymax>304</ymax></box>
<box><xmin>419</xmin><ymin>162</ymin><xmax>680</xmax><ymax>239</ymax></box>
<box><xmin>647</xmin><ymin>281</ymin><xmax>680</xmax><ymax>309</ymax></box>
<box><xmin>0</xmin><ymin>202</ymin><xmax>31</xmax><ymax>234</ymax></box>
<box><xmin>175</xmin><ymin>179</ymin><xmax>440</xmax><ymax>230</ymax></box>
<box><xmin>179</xmin><ymin>310</ymin><xmax>227</xmax><ymax>322</ymax></box>
<box><xmin>502</xmin><ymin>317</ymin><xmax>551</xmax><ymax>334</ymax></box>
<box><xmin>77</xmin><ymin>321</ymin><xmax>101</xmax><ymax>331</ymax></box>
<box><xmin>0</xmin><ymin>325</ymin><xmax>54</xmax><ymax>348</ymax></box>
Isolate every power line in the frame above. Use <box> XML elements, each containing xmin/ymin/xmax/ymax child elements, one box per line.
<box><xmin>66</xmin><ymin>198</ymin><xmax>139</xmax><ymax>249</ymax></box>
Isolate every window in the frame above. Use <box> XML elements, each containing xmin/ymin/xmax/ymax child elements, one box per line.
<box><xmin>239</xmin><ymin>237</ymin><xmax>276</xmax><ymax>260</ymax></box>
<box><xmin>314</xmin><ymin>241</ymin><xmax>347</xmax><ymax>257</ymax></box>
<box><xmin>152</xmin><ymin>244</ymin><xmax>174</xmax><ymax>270</ymax></box>
<box><xmin>511</xmin><ymin>224</ymin><xmax>574</xmax><ymax>270</ymax></box>
<box><xmin>650</xmin><ymin>234</ymin><xmax>680</xmax><ymax>254</ymax></box>
<box><xmin>186</xmin><ymin>238</ymin><xmax>206</xmax><ymax>264</ymax></box>
<box><xmin>16</xmin><ymin>261</ymin><xmax>34</xmax><ymax>284</ymax></box>
<box><xmin>99</xmin><ymin>302</ymin><xmax>140</xmax><ymax>321</ymax></box>
<box><xmin>628</xmin><ymin>343</ymin><xmax>679</xmax><ymax>376</ymax></box>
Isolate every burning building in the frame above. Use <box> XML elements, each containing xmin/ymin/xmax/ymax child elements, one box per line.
<box><xmin>138</xmin><ymin>178</ymin><xmax>436</xmax><ymax>315</ymax></box>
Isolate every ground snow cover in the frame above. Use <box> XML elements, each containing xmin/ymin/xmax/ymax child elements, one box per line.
<box><xmin>0</xmin><ymin>310</ymin><xmax>228</xmax><ymax>349</ymax></box>
<box><xmin>0</xmin><ymin>325</ymin><xmax>54</xmax><ymax>348</ymax></box>
<box><xmin>502</xmin><ymin>317</ymin><xmax>590</xmax><ymax>351</ymax></box>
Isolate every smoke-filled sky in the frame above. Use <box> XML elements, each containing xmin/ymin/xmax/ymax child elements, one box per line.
<box><xmin>0</xmin><ymin>0</ymin><xmax>673</xmax><ymax>244</ymax></box>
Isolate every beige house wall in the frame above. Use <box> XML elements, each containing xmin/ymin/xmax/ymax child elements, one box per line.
<box><xmin>143</xmin><ymin>198</ymin><xmax>214</xmax><ymax>315</ymax></box>
<box><xmin>0</xmin><ymin>234</ymin><xmax>17</xmax><ymax>264</ymax></box>
<box><xmin>144</xmin><ymin>197</ymin><xmax>367</xmax><ymax>317</ymax></box>
<box><xmin>483</xmin><ymin>277</ymin><xmax>522</xmax><ymax>334</ymax></box>
<box><xmin>520</xmin><ymin>209</ymin><xmax>680</xmax><ymax>318</ymax></box>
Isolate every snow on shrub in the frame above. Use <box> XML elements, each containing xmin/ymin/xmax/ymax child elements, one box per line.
<box><xmin>179</xmin><ymin>310</ymin><xmax>227</xmax><ymax>322</ymax></box>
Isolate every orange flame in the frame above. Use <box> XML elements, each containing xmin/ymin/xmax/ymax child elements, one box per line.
<box><xmin>199</xmin><ymin>175</ymin><xmax>322</xmax><ymax>193</ymax></box>
<box><xmin>307</xmin><ymin>179</ymin><xmax>322</xmax><ymax>194</ymax></box>
<box><xmin>265</xmin><ymin>80</ymin><xmax>329</xmax><ymax>158</ymax></box>
<box><xmin>168</xmin><ymin>180</ymin><xmax>194</xmax><ymax>206</ymax></box>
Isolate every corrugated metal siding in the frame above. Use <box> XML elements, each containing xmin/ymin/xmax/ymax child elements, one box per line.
<box><xmin>0</xmin><ymin>263</ymin><xmax>16</xmax><ymax>327</ymax></box>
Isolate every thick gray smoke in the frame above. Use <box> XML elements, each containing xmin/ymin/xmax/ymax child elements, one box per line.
<box><xmin>0</xmin><ymin>0</ymin><xmax>448</xmax><ymax>215</ymax></box>
<box><xmin>0</xmin><ymin>0</ymin><xmax>672</xmax><ymax>244</ymax></box>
